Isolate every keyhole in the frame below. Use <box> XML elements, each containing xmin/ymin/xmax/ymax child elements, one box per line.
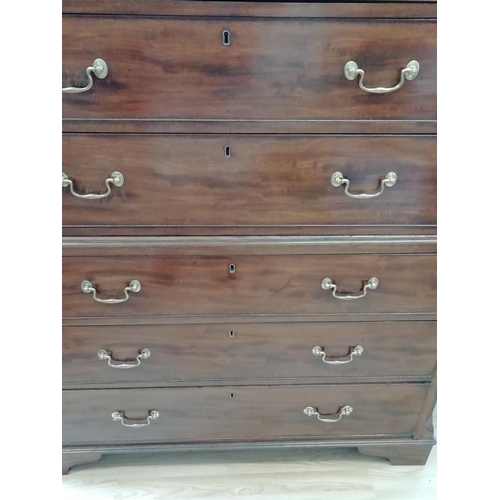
<box><xmin>229</xmin><ymin>330</ymin><xmax>235</xmax><ymax>337</ymax></box>
<box><xmin>224</xmin><ymin>145</ymin><xmax>231</xmax><ymax>158</ymax></box>
<box><xmin>229</xmin><ymin>263</ymin><xmax>236</xmax><ymax>274</ymax></box>
<box><xmin>222</xmin><ymin>30</ymin><xmax>231</xmax><ymax>46</ymax></box>
<box><xmin>230</xmin><ymin>393</ymin><xmax>234</xmax><ymax>398</ymax></box>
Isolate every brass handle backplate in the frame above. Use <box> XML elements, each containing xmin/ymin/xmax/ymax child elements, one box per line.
<box><xmin>331</xmin><ymin>172</ymin><xmax>397</xmax><ymax>199</ymax></box>
<box><xmin>97</xmin><ymin>348</ymin><xmax>151</xmax><ymax>369</ymax></box>
<box><xmin>303</xmin><ymin>405</ymin><xmax>353</xmax><ymax>423</ymax></box>
<box><xmin>312</xmin><ymin>345</ymin><xmax>364</xmax><ymax>364</ymax></box>
<box><xmin>344</xmin><ymin>60</ymin><xmax>419</xmax><ymax>94</ymax></box>
<box><xmin>321</xmin><ymin>277</ymin><xmax>379</xmax><ymax>300</ymax></box>
<box><xmin>62</xmin><ymin>171</ymin><xmax>124</xmax><ymax>199</ymax></box>
<box><xmin>111</xmin><ymin>410</ymin><xmax>159</xmax><ymax>428</ymax></box>
<box><xmin>62</xmin><ymin>58</ymin><xmax>108</xmax><ymax>93</ymax></box>
<box><xmin>81</xmin><ymin>279</ymin><xmax>141</xmax><ymax>304</ymax></box>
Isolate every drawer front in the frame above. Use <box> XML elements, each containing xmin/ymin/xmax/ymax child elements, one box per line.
<box><xmin>62</xmin><ymin>384</ymin><xmax>428</xmax><ymax>445</ymax></box>
<box><xmin>62</xmin><ymin>18</ymin><xmax>436</xmax><ymax>120</ymax></box>
<box><xmin>63</xmin><ymin>322</ymin><xmax>436</xmax><ymax>386</ymax></box>
<box><xmin>62</xmin><ymin>135</ymin><xmax>436</xmax><ymax>229</ymax></box>
<box><xmin>62</xmin><ymin>254</ymin><xmax>436</xmax><ymax>318</ymax></box>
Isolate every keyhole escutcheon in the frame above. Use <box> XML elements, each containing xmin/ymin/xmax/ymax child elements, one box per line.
<box><xmin>222</xmin><ymin>30</ymin><xmax>231</xmax><ymax>46</ymax></box>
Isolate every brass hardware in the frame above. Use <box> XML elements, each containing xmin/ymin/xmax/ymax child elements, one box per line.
<box><xmin>97</xmin><ymin>348</ymin><xmax>151</xmax><ymax>369</ymax></box>
<box><xmin>321</xmin><ymin>277</ymin><xmax>378</xmax><ymax>300</ymax></box>
<box><xmin>62</xmin><ymin>171</ymin><xmax>124</xmax><ymax>199</ymax></box>
<box><xmin>81</xmin><ymin>279</ymin><xmax>141</xmax><ymax>304</ymax></box>
<box><xmin>312</xmin><ymin>345</ymin><xmax>364</xmax><ymax>364</ymax></box>
<box><xmin>111</xmin><ymin>410</ymin><xmax>159</xmax><ymax>428</ymax></box>
<box><xmin>62</xmin><ymin>58</ymin><xmax>108</xmax><ymax>93</ymax></box>
<box><xmin>303</xmin><ymin>405</ymin><xmax>353</xmax><ymax>423</ymax></box>
<box><xmin>331</xmin><ymin>172</ymin><xmax>397</xmax><ymax>199</ymax></box>
<box><xmin>222</xmin><ymin>30</ymin><xmax>231</xmax><ymax>46</ymax></box>
<box><xmin>344</xmin><ymin>60</ymin><xmax>419</xmax><ymax>94</ymax></box>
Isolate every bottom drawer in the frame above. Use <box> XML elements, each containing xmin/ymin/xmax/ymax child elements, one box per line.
<box><xmin>63</xmin><ymin>384</ymin><xmax>428</xmax><ymax>445</ymax></box>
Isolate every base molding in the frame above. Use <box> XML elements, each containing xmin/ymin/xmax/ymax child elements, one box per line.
<box><xmin>358</xmin><ymin>441</ymin><xmax>435</xmax><ymax>466</ymax></box>
<box><xmin>62</xmin><ymin>452</ymin><xmax>102</xmax><ymax>475</ymax></box>
<box><xmin>63</xmin><ymin>437</ymin><xmax>435</xmax><ymax>473</ymax></box>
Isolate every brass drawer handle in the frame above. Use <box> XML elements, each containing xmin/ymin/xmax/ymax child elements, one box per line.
<box><xmin>62</xmin><ymin>171</ymin><xmax>124</xmax><ymax>200</ymax></box>
<box><xmin>111</xmin><ymin>410</ymin><xmax>159</xmax><ymax>428</ymax></box>
<box><xmin>62</xmin><ymin>58</ymin><xmax>108</xmax><ymax>93</ymax></box>
<box><xmin>81</xmin><ymin>280</ymin><xmax>141</xmax><ymax>304</ymax></box>
<box><xmin>331</xmin><ymin>172</ymin><xmax>397</xmax><ymax>199</ymax></box>
<box><xmin>97</xmin><ymin>348</ymin><xmax>151</xmax><ymax>369</ymax></box>
<box><xmin>321</xmin><ymin>277</ymin><xmax>378</xmax><ymax>300</ymax></box>
<box><xmin>304</xmin><ymin>405</ymin><xmax>353</xmax><ymax>423</ymax></box>
<box><xmin>344</xmin><ymin>60</ymin><xmax>419</xmax><ymax>94</ymax></box>
<box><xmin>312</xmin><ymin>345</ymin><xmax>363</xmax><ymax>364</ymax></box>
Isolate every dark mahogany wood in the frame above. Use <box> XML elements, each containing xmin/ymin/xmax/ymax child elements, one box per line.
<box><xmin>64</xmin><ymin>437</ymin><xmax>435</xmax><ymax>454</ymax></box>
<box><xmin>62</xmin><ymin>322</ymin><xmax>436</xmax><ymax>387</ymax></box>
<box><xmin>62</xmin><ymin>383</ymin><xmax>428</xmax><ymax>446</ymax></box>
<box><xmin>358</xmin><ymin>442</ymin><xmax>434</xmax><ymax>465</ymax></box>
<box><xmin>62</xmin><ymin>119</ymin><xmax>437</xmax><ymax>135</ymax></box>
<box><xmin>62</xmin><ymin>437</ymin><xmax>436</xmax><ymax>473</ymax></box>
<box><xmin>62</xmin><ymin>236</ymin><xmax>437</xmax><ymax>257</ymax></box>
<box><xmin>62</xmin><ymin>452</ymin><xmax>102</xmax><ymax>475</ymax></box>
<box><xmin>413</xmin><ymin>370</ymin><xmax>437</xmax><ymax>439</ymax></box>
<box><xmin>63</xmin><ymin>226</ymin><xmax>437</xmax><ymax>237</ymax></box>
<box><xmin>62</xmin><ymin>18</ymin><xmax>436</xmax><ymax>121</ymax></box>
<box><xmin>60</xmin><ymin>0</ymin><xmax>437</xmax><ymax>472</ymax></box>
<box><xmin>63</xmin><ymin>313</ymin><xmax>437</xmax><ymax>328</ymax></box>
<box><xmin>62</xmin><ymin>253</ymin><xmax>436</xmax><ymax>319</ymax></box>
<box><xmin>62</xmin><ymin>135</ymin><xmax>436</xmax><ymax>232</ymax></box>
<box><xmin>62</xmin><ymin>1</ymin><xmax>437</xmax><ymax>18</ymax></box>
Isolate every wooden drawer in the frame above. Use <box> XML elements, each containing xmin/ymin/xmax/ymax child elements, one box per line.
<box><xmin>63</xmin><ymin>322</ymin><xmax>436</xmax><ymax>386</ymax></box>
<box><xmin>62</xmin><ymin>253</ymin><xmax>436</xmax><ymax>319</ymax></box>
<box><xmin>62</xmin><ymin>18</ymin><xmax>436</xmax><ymax>121</ymax></box>
<box><xmin>62</xmin><ymin>135</ymin><xmax>436</xmax><ymax>231</ymax></box>
<box><xmin>62</xmin><ymin>383</ymin><xmax>428</xmax><ymax>445</ymax></box>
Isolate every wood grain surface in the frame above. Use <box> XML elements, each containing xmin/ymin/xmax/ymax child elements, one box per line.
<box><xmin>62</xmin><ymin>119</ymin><xmax>437</xmax><ymax>135</ymax></box>
<box><xmin>63</xmin><ymin>226</ymin><xmax>438</xmax><ymax>237</ymax></box>
<box><xmin>61</xmin><ymin>0</ymin><xmax>438</xmax><ymax>481</ymax></box>
<box><xmin>62</xmin><ymin>322</ymin><xmax>436</xmax><ymax>387</ymax></box>
<box><xmin>62</xmin><ymin>254</ymin><xmax>436</xmax><ymax>318</ymax></box>
<box><xmin>62</xmin><ymin>383</ymin><xmax>428</xmax><ymax>445</ymax></box>
<box><xmin>62</xmin><ymin>135</ymin><xmax>436</xmax><ymax>231</ymax></box>
<box><xmin>62</xmin><ymin>235</ymin><xmax>438</xmax><ymax>256</ymax></box>
<box><xmin>62</xmin><ymin>0</ymin><xmax>437</xmax><ymax>18</ymax></box>
<box><xmin>62</xmin><ymin>18</ymin><xmax>436</xmax><ymax>121</ymax></box>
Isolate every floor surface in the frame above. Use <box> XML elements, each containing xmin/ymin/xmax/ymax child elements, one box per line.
<box><xmin>62</xmin><ymin>414</ymin><xmax>437</xmax><ymax>500</ymax></box>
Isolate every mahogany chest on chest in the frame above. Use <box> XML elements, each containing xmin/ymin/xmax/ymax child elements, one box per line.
<box><xmin>62</xmin><ymin>0</ymin><xmax>437</xmax><ymax>473</ymax></box>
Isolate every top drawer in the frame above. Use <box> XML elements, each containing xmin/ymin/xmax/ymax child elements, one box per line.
<box><xmin>62</xmin><ymin>18</ymin><xmax>436</xmax><ymax>121</ymax></box>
